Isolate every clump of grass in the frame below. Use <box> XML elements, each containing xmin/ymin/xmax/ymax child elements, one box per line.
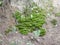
<box><xmin>51</xmin><ymin>19</ymin><xmax>57</xmax><ymax>25</ymax></box>
<box><xmin>13</xmin><ymin>4</ymin><xmax>46</xmax><ymax>36</ymax></box>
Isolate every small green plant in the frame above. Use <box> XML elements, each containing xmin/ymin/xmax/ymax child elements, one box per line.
<box><xmin>51</xmin><ymin>19</ymin><xmax>57</xmax><ymax>25</ymax></box>
<box><xmin>14</xmin><ymin>4</ymin><xmax>46</xmax><ymax>36</ymax></box>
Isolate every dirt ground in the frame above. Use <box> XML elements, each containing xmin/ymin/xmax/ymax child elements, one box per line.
<box><xmin>0</xmin><ymin>0</ymin><xmax>60</xmax><ymax>45</ymax></box>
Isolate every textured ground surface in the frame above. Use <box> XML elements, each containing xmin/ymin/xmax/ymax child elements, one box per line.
<box><xmin>0</xmin><ymin>0</ymin><xmax>60</xmax><ymax>45</ymax></box>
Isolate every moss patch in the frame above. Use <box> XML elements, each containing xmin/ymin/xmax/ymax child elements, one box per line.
<box><xmin>51</xmin><ymin>19</ymin><xmax>57</xmax><ymax>25</ymax></box>
<box><xmin>0</xmin><ymin>0</ymin><xmax>3</xmax><ymax>6</ymax></box>
<box><xmin>13</xmin><ymin>5</ymin><xmax>46</xmax><ymax>36</ymax></box>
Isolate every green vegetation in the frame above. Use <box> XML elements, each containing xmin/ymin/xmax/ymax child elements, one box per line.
<box><xmin>39</xmin><ymin>28</ymin><xmax>46</xmax><ymax>36</ymax></box>
<box><xmin>5</xmin><ymin>28</ymin><xmax>12</xmax><ymax>35</ymax></box>
<box><xmin>51</xmin><ymin>19</ymin><xmax>57</xmax><ymax>25</ymax></box>
<box><xmin>13</xmin><ymin>5</ymin><xmax>46</xmax><ymax>36</ymax></box>
<box><xmin>55</xmin><ymin>12</ymin><xmax>60</xmax><ymax>16</ymax></box>
<box><xmin>0</xmin><ymin>0</ymin><xmax>3</xmax><ymax>6</ymax></box>
<box><xmin>33</xmin><ymin>28</ymin><xmax>46</xmax><ymax>37</ymax></box>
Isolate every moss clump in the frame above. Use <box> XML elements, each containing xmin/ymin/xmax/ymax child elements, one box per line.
<box><xmin>19</xmin><ymin>29</ymin><xmax>29</xmax><ymax>35</ymax></box>
<box><xmin>14</xmin><ymin>5</ymin><xmax>46</xmax><ymax>36</ymax></box>
<box><xmin>39</xmin><ymin>28</ymin><xmax>46</xmax><ymax>36</ymax></box>
<box><xmin>51</xmin><ymin>19</ymin><xmax>57</xmax><ymax>25</ymax></box>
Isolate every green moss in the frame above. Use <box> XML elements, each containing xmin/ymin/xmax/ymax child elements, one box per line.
<box><xmin>55</xmin><ymin>12</ymin><xmax>60</xmax><ymax>16</ymax></box>
<box><xmin>5</xmin><ymin>29</ymin><xmax>12</xmax><ymax>35</ymax></box>
<box><xmin>14</xmin><ymin>5</ymin><xmax>46</xmax><ymax>36</ymax></box>
<box><xmin>51</xmin><ymin>19</ymin><xmax>57</xmax><ymax>25</ymax></box>
<box><xmin>19</xmin><ymin>29</ymin><xmax>29</xmax><ymax>35</ymax></box>
<box><xmin>39</xmin><ymin>28</ymin><xmax>46</xmax><ymax>36</ymax></box>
